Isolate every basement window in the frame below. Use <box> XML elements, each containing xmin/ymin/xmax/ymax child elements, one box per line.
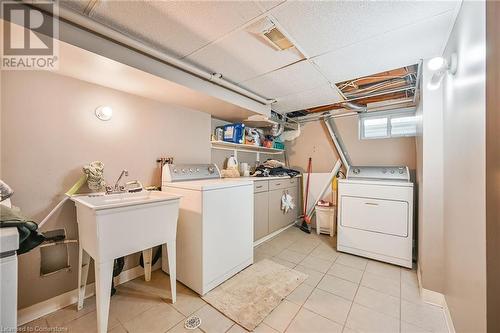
<box><xmin>359</xmin><ymin>109</ymin><xmax>417</xmax><ymax>140</ymax></box>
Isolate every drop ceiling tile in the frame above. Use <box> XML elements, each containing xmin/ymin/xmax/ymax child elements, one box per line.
<box><xmin>186</xmin><ymin>18</ymin><xmax>304</xmax><ymax>83</ymax></box>
<box><xmin>59</xmin><ymin>0</ymin><xmax>90</xmax><ymax>13</ymax></box>
<box><xmin>272</xmin><ymin>0</ymin><xmax>459</xmax><ymax>57</ymax></box>
<box><xmin>273</xmin><ymin>84</ymin><xmax>343</xmax><ymax>113</ymax></box>
<box><xmin>254</xmin><ymin>0</ymin><xmax>286</xmax><ymax>12</ymax></box>
<box><xmin>312</xmin><ymin>12</ymin><xmax>456</xmax><ymax>84</ymax></box>
<box><xmin>89</xmin><ymin>1</ymin><xmax>262</xmax><ymax>58</ymax></box>
<box><xmin>240</xmin><ymin>60</ymin><xmax>329</xmax><ymax>99</ymax></box>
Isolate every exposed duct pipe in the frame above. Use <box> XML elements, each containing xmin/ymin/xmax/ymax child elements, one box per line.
<box><xmin>341</xmin><ymin>101</ymin><xmax>367</xmax><ymax>113</ymax></box>
<box><xmin>324</xmin><ymin>118</ymin><xmax>352</xmax><ymax>169</ymax></box>
<box><xmin>293</xmin><ymin>97</ymin><xmax>416</xmax><ymax>123</ymax></box>
<box><xmin>25</xmin><ymin>2</ymin><xmax>273</xmax><ymax>106</ymax></box>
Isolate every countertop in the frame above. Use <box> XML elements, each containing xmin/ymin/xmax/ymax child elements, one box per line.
<box><xmin>224</xmin><ymin>175</ymin><xmax>302</xmax><ymax>182</ymax></box>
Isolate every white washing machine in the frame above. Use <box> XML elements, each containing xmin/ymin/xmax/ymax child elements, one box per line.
<box><xmin>161</xmin><ymin>163</ymin><xmax>253</xmax><ymax>295</ymax></box>
<box><xmin>337</xmin><ymin>166</ymin><xmax>414</xmax><ymax>268</ymax></box>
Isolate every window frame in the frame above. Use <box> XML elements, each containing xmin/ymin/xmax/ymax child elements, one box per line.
<box><xmin>359</xmin><ymin>108</ymin><xmax>417</xmax><ymax>140</ymax></box>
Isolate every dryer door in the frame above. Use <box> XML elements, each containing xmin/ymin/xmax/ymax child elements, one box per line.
<box><xmin>341</xmin><ymin>196</ymin><xmax>408</xmax><ymax>237</ymax></box>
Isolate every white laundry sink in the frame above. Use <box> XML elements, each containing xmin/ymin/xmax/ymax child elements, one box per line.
<box><xmin>71</xmin><ymin>190</ymin><xmax>181</xmax><ymax>333</ymax></box>
<box><xmin>72</xmin><ymin>191</ymin><xmax>179</xmax><ymax>210</ymax></box>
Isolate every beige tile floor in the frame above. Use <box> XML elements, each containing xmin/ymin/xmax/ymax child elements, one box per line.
<box><xmin>20</xmin><ymin>227</ymin><xmax>448</xmax><ymax>333</ymax></box>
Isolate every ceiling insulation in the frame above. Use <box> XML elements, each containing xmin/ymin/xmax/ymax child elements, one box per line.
<box><xmin>285</xmin><ymin>64</ymin><xmax>420</xmax><ymax>119</ymax></box>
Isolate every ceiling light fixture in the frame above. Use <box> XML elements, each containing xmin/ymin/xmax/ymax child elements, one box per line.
<box><xmin>95</xmin><ymin>106</ymin><xmax>113</xmax><ymax>121</ymax></box>
<box><xmin>262</xmin><ymin>25</ymin><xmax>294</xmax><ymax>51</ymax></box>
<box><xmin>427</xmin><ymin>54</ymin><xmax>458</xmax><ymax>90</ymax></box>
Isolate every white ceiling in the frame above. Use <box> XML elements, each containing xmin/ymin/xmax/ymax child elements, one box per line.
<box><xmin>55</xmin><ymin>39</ymin><xmax>260</xmax><ymax>121</ymax></box>
<box><xmin>241</xmin><ymin>60</ymin><xmax>328</xmax><ymax>98</ymax></box>
<box><xmin>185</xmin><ymin>17</ymin><xmax>304</xmax><ymax>83</ymax></box>
<box><xmin>271</xmin><ymin>1</ymin><xmax>458</xmax><ymax>58</ymax></box>
<box><xmin>60</xmin><ymin>0</ymin><xmax>461</xmax><ymax>114</ymax></box>
<box><xmin>312</xmin><ymin>11</ymin><xmax>457</xmax><ymax>84</ymax></box>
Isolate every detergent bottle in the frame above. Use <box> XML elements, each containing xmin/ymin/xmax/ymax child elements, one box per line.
<box><xmin>223</xmin><ymin>123</ymin><xmax>245</xmax><ymax>144</ymax></box>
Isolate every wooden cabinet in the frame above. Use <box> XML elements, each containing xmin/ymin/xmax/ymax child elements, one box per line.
<box><xmin>253</xmin><ymin>178</ymin><xmax>301</xmax><ymax>242</ymax></box>
<box><xmin>286</xmin><ymin>185</ymin><xmax>300</xmax><ymax>226</ymax></box>
<box><xmin>268</xmin><ymin>189</ymin><xmax>288</xmax><ymax>233</ymax></box>
<box><xmin>254</xmin><ymin>182</ymin><xmax>268</xmax><ymax>193</ymax></box>
<box><xmin>254</xmin><ymin>191</ymin><xmax>269</xmax><ymax>240</ymax></box>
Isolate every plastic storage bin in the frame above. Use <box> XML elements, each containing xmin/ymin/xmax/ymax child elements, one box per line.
<box><xmin>223</xmin><ymin>123</ymin><xmax>245</xmax><ymax>144</ymax></box>
<box><xmin>315</xmin><ymin>205</ymin><xmax>336</xmax><ymax>236</ymax></box>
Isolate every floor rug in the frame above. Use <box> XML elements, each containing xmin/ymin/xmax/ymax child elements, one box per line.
<box><xmin>202</xmin><ymin>259</ymin><xmax>308</xmax><ymax>331</ymax></box>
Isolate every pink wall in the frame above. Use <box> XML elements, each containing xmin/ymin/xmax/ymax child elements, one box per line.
<box><xmin>1</xmin><ymin>70</ymin><xmax>211</xmax><ymax>308</ymax></box>
<box><xmin>286</xmin><ymin>116</ymin><xmax>416</xmax><ymax>173</ymax></box>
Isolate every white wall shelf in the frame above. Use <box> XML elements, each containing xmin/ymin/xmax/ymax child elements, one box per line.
<box><xmin>210</xmin><ymin>141</ymin><xmax>285</xmax><ymax>156</ymax></box>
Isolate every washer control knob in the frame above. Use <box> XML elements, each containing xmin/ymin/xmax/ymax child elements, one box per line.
<box><xmin>208</xmin><ymin>166</ymin><xmax>215</xmax><ymax>174</ymax></box>
<box><xmin>189</xmin><ymin>168</ymin><xmax>193</xmax><ymax>173</ymax></box>
<box><xmin>390</xmin><ymin>169</ymin><xmax>395</xmax><ymax>174</ymax></box>
<box><xmin>353</xmin><ymin>168</ymin><xmax>360</xmax><ymax>174</ymax></box>
<box><xmin>196</xmin><ymin>168</ymin><xmax>200</xmax><ymax>172</ymax></box>
<box><xmin>173</xmin><ymin>169</ymin><xmax>178</xmax><ymax>173</ymax></box>
<box><xmin>382</xmin><ymin>169</ymin><xmax>387</xmax><ymax>174</ymax></box>
<box><xmin>181</xmin><ymin>168</ymin><xmax>186</xmax><ymax>173</ymax></box>
<box><xmin>399</xmin><ymin>169</ymin><xmax>404</xmax><ymax>174</ymax></box>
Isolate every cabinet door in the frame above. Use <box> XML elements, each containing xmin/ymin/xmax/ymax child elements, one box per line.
<box><xmin>254</xmin><ymin>191</ymin><xmax>269</xmax><ymax>241</ymax></box>
<box><xmin>268</xmin><ymin>189</ymin><xmax>287</xmax><ymax>233</ymax></box>
<box><xmin>286</xmin><ymin>184</ymin><xmax>300</xmax><ymax>226</ymax></box>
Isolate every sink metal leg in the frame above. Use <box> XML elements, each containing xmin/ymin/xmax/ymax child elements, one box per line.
<box><xmin>77</xmin><ymin>247</ymin><xmax>91</xmax><ymax>311</ymax></box>
<box><xmin>95</xmin><ymin>260</ymin><xmax>113</xmax><ymax>333</ymax></box>
<box><xmin>166</xmin><ymin>241</ymin><xmax>176</xmax><ymax>303</ymax></box>
<box><xmin>143</xmin><ymin>248</ymin><xmax>153</xmax><ymax>282</ymax></box>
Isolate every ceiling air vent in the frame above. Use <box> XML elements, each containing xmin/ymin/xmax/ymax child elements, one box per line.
<box><xmin>262</xmin><ymin>26</ymin><xmax>294</xmax><ymax>51</ymax></box>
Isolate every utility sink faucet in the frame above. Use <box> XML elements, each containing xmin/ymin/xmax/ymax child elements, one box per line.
<box><xmin>106</xmin><ymin>169</ymin><xmax>128</xmax><ymax>194</ymax></box>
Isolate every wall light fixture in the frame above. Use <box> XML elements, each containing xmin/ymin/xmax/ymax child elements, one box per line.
<box><xmin>95</xmin><ymin>106</ymin><xmax>113</xmax><ymax>121</ymax></box>
<box><xmin>427</xmin><ymin>54</ymin><xmax>458</xmax><ymax>90</ymax></box>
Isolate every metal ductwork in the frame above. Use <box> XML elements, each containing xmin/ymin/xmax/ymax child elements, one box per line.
<box><xmin>324</xmin><ymin>117</ymin><xmax>352</xmax><ymax>169</ymax></box>
<box><xmin>286</xmin><ymin>63</ymin><xmax>421</xmax><ymax>121</ymax></box>
<box><xmin>341</xmin><ymin>101</ymin><xmax>367</xmax><ymax>113</ymax></box>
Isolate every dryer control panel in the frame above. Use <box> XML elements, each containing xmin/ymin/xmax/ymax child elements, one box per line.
<box><xmin>162</xmin><ymin>163</ymin><xmax>221</xmax><ymax>182</ymax></box>
<box><xmin>347</xmin><ymin>166</ymin><xmax>410</xmax><ymax>181</ymax></box>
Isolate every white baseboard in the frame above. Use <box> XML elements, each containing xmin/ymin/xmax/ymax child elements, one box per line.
<box><xmin>17</xmin><ymin>260</ymin><xmax>162</xmax><ymax>326</ymax></box>
<box><xmin>442</xmin><ymin>302</ymin><xmax>456</xmax><ymax>333</ymax></box>
<box><xmin>416</xmin><ymin>264</ymin><xmax>456</xmax><ymax>333</ymax></box>
<box><xmin>421</xmin><ymin>287</ymin><xmax>446</xmax><ymax>307</ymax></box>
<box><xmin>253</xmin><ymin>223</ymin><xmax>295</xmax><ymax>247</ymax></box>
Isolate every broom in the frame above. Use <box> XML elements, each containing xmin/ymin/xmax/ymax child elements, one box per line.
<box><xmin>298</xmin><ymin>157</ymin><xmax>312</xmax><ymax>234</ymax></box>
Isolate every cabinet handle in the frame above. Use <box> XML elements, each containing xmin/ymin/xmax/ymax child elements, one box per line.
<box><xmin>365</xmin><ymin>202</ymin><xmax>379</xmax><ymax>206</ymax></box>
<box><xmin>276</xmin><ymin>183</ymin><xmax>281</xmax><ymax>186</ymax></box>
<box><xmin>256</xmin><ymin>185</ymin><xmax>263</xmax><ymax>189</ymax></box>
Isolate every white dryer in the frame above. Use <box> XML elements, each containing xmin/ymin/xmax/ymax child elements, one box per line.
<box><xmin>337</xmin><ymin>166</ymin><xmax>413</xmax><ymax>268</ymax></box>
<box><xmin>161</xmin><ymin>164</ymin><xmax>253</xmax><ymax>295</ymax></box>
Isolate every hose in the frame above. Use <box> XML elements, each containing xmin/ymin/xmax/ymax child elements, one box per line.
<box><xmin>39</xmin><ymin>161</ymin><xmax>104</xmax><ymax>229</ymax></box>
